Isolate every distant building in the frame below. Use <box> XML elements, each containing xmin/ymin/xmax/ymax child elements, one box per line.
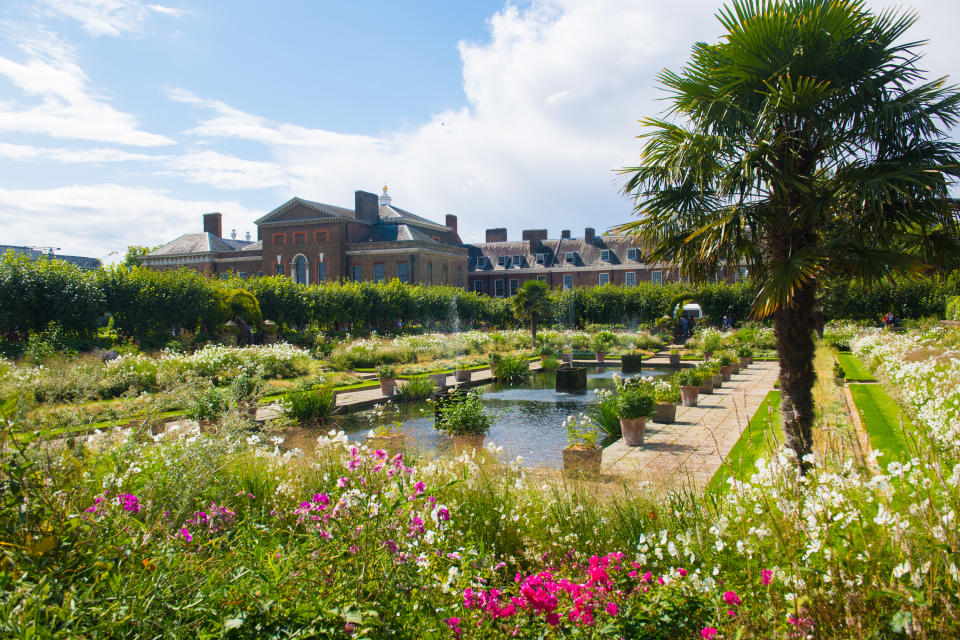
<box><xmin>0</xmin><ymin>245</ymin><xmax>101</xmax><ymax>270</ymax></box>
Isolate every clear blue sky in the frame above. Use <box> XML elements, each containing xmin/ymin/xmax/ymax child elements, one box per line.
<box><xmin>1</xmin><ymin>0</ymin><xmax>957</xmax><ymax>260</ymax></box>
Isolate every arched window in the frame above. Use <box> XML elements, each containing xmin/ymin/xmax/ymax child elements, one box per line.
<box><xmin>294</xmin><ymin>254</ymin><xmax>308</xmax><ymax>284</ymax></box>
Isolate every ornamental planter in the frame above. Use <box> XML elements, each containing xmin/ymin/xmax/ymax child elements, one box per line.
<box><xmin>595</xmin><ymin>351</ymin><xmax>606</xmax><ymax>365</ymax></box>
<box><xmin>731</xmin><ymin>362</ymin><xmax>740</xmax><ymax>375</ymax></box>
<box><xmin>720</xmin><ymin>365</ymin><xmax>733</xmax><ymax>381</ymax></box>
<box><xmin>380</xmin><ymin>378</ymin><xmax>397</xmax><ymax>396</ymax></box>
<box><xmin>619</xmin><ymin>416</ymin><xmax>648</xmax><ymax>446</ymax></box>
<box><xmin>562</xmin><ymin>446</ymin><xmax>602</xmax><ymax>479</ymax></box>
<box><xmin>712</xmin><ymin>373</ymin><xmax>723</xmax><ymax>388</ymax></box>
<box><xmin>653</xmin><ymin>402</ymin><xmax>677</xmax><ymax>424</ymax></box>
<box><xmin>620</xmin><ymin>354</ymin><xmax>644</xmax><ymax>374</ymax></box>
<box><xmin>698</xmin><ymin>379</ymin><xmax>714</xmax><ymax>395</ymax></box>
<box><xmin>669</xmin><ymin>354</ymin><xmax>681</xmax><ymax>366</ymax></box>
<box><xmin>454</xmin><ymin>369</ymin><xmax>472</xmax><ymax>383</ymax></box>
<box><xmin>367</xmin><ymin>432</ymin><xmax>405</xmax><ymax>454</ymax></box>
<box><xmin>429</xmin><ymin>373</ymin><xmax>448</xmax><ymax>391</ymax></box>
<box><xmin>739</xmin><ymin>357</ymin><xmax>750</xmax><ymax>369</ymax></box>
<box><xmin>452</xmin><ymin>433</ymin><xmax>486</xmax><ymax>454</ymax></box>
<box><xmin>680</xmin><ymin>386</ymin><xmax>699</xmax><ymax>407</ymax></box>
<box><xmin>556</xmin><ymin>367</ymin><xmax>587</xmax><ymax>393</ymax></box>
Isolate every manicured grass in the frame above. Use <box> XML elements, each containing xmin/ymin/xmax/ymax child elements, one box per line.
<box><xmin>836</xmin><ymin>351</ymin><xmax>874</xmax><ymax>382</ymax></box>
<box><xmin>849</xmin><ymin>383</ymin><xmax>913</xmax><ymax>460</ymax></box>
<box><xmin>708</xmin><ymin>390</ymin><xmax>782</xmax><ymax>490</ymax></box>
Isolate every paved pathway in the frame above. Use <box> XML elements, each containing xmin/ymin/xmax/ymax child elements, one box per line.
<box><xmin>601</xmin><ymin>361</ymin><xmax>779</xmax><ymax>489</ymax></box>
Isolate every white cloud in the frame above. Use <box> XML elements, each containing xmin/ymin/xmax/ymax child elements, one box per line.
<box><xmin>41</xmin><ymin>0</ymin><xmax>187</xmax><ymax>37</ymax></box>
<box><xmin>0</xmin><ymin>31</ymin><xmax>173</xmax><ymax>145</ymax></box>
<box><xmin>0</xmin><ymin>141</ymin><xmax>158</xmax><ymax>162</ymax></box>
<box><xmin>0</xmin><ymin>183</ymin><xmax>260</xmax><ymax>259</ymax></box>
<box><xmin>159</xmin><ymin>150</ymin><xmax>289</xmax><ymax>190</ymax></box>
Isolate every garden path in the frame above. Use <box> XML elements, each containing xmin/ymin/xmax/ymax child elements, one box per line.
<box><xmin>601</xmin><ymin>361</ymin><xmax>779</xmax><ymax>490</ymax></box>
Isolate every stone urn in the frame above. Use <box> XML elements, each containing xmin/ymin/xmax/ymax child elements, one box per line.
<box><xmin>429</xmin><ymin>373</ymin><xmax>448</xmax><ymax>391</ymax></box>
<box><xmin>680</xmin><ymin>385</ymin><xmax>699</xmax><ymax>407</ymax></box>
<box><xmin>653</xmin><ymin>402</ymin><xmax>677</xmax><ymax>424</ymax></box>
<box><xmin>720</xmin><ymin>365</ymin><xmax>733</xmax><ymax>381</ymax></box>
<box><xmin>619</xmin><ymin>416</ymin><xmax>647</xmax><ymax>446</ymax></box>
<box><xmin>731</xmin><ymin>362</ymin><xmax>740</xmax><ymax>375</ymax></box>
<box><xmin>739</xmin><ymin>357</ymin><xmax>750</xmax><ymax>369</ymax></box>
<box><xmin>454</xmin><ymin>368</ymin><xmax>472</xmax><ymax>383</ymax></box>
<box><xmin>367</xmin><ymin>432</ymin><xmax>405</xmax><ymax>454</ymax></box>
<box><xmin>452</xmin><ymin>433</ymin><xmax>485</xmax><ymax>454</ymax></box>
<box><xmin>712</xmin><ymin>373</ymin><xmax>723</xmax><ymax>388</ymax></box>
<box><xmin>669</xmin><ymin>353</ymin><xmax>681</xmax><ymax>366</ymax></box>
<box><xmin>562</xmin><ymin>446</ymin><xmax>602</xmax><ymax>479</ymax></box>
<box><xmin>379</xmin><ymin>378</ymin><xmax>396</xmax><ymax>396</ymax></box>
<box><xmin>595</xmin><ymin>351</ymin><xmax>606</xmax><ymax>365</ymax></box>
<box><xmin>698</xmin><ymin>378</ymin><xmax>714</xmax><ymax>395</ymax></box>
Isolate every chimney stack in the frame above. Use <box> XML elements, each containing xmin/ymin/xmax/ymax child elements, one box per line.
<box><xmin>584</xmin><ymin>227</ymin><xmax>595</xmax><ymax>242</ymax></box>
<box><xmin>203</xmin><ymin>212</ymin><xmax>222</xmax><ymax>238</ymax></box>
<box><xmin>522</xmin><ymin>229</ymin><xmax>548</xmax><ymax>254</ymax></box>
<box><xmin>355</xmin><ymin>190</ymin><xmax>380</xmax><ymax>223</ymax></box>
<box><xmin>561</xmin><ymin>229</ymin><xmax>571</xmax><ymax>239</ymax></box>
<box><xmin>445</xmin><ymin>214</ymin><xmax>458</xmax><ymax>233</ymax></box>
<box><xmin>486</xmin><ymin>228</ymin><xmax>508</xmax><ymax>243</ymax></box>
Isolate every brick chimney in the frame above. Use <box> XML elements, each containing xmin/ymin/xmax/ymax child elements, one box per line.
<box><xmin>522</xmin><ymin>229</ymin><xmax>548</xmax><ymax>254</ymax></box>
<box><xmin>486</xmin><ymin>228</ymin><xmax>507</xmax><ymax>243</ymax></box>
<box><xmin>203</xmin><ymin>212</ymin><xmax>222</xmax><ymax>238</ymax></box>
<box><xmin>584</xmin><ymin>227</ymin><xmax>595</xmax><ymax>242</ymax></box>
<box><xmin>561</xmin><ymin>229</ymin><xmax>571</xmax><ymax>239</ymax></box>
<box><xmin>355</xmin><ymin>190</ymin><xmax>380</xmax><ymax>223</ymax></box>
<box><xmin>445</xmin><ymin>214</ymin><xmax>458</xmax><ymax>233</ymax></box>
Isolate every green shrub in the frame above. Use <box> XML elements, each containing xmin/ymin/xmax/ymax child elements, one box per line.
<box><xmin>590</xmin><ymin>389</ymin><xmax>622</xmax><ymax>437</ymax></box>
<box><xmin>540</xmin><ymin>355</ymin><xmax>561</xmax><ymax>371</ymax></box>
<box><xmin>435</xmin><ymin>390</ymin><xmax>491</xmax><ymax>436</ymax></box>
<box><xmin>492</xmin><ymin>355</ymin><xmax>531</xmax><ymax>383</ymax></box>
<box><xmin>394</xmin><ymin>376</ymin><xmax>436</xmax><ymax>402</ymax></box>
<box><xmin>736</xmin><ymin>345</ymin><xmax>754</xmax><ymax>358</ymax></box>
<box><xmin>615</xmin><ymin>387</ymin><xmax>656</xmax><ymax>419</ymax></box>
<box><xmin>280</xmin><ymin>384</ymin><xmax>336</xmax><ymax>424</ymax></box>
<box><xmin>185</xmin><ymin>387</ymin><xmax>229</xmax><ymax>422</ymax></box>
<box><xmin>673</xmin><ymin>369</ymin><xmax>703</xmax><ymax>387</ymax></box>
<box><xmin>717</xmin><ymin>351</ymin><xmax>736</xmax><ymax>366</ymax></box>
<box><xmin>946</xmin><ymin>295</ymin><xmax>960</xmax><ymax>320</ymax></box>
<box><xmin>377</xmin><ymin>364</ymin><xmax>397</xmax><ymax>379</ymax></box>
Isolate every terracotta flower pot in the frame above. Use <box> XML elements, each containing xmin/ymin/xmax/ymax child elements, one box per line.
<box><xmin>619</xmin><ymin>416</ymin><xmax>647</xmax><ymax>446</ymax></box>
<box><xmin>731</xmin><ymin>362</ymin><xmax>740</xmax><ymax>375</ymax></box>
<box><xmin>680</xmin><ymin>386</ymin><xmax>699</xmax><ymax>407</ymax></box>
<box><xmin>720</xmin><ymin>365</ymin><xmax>733</xmax><ymax>381</ymax></box>
<box><xmin>739</xmin><ymin>357</ymin><xmax>750</xmax><ymax>369</ymax></box>
<box><xmin>452</xmin><ymin>433</ymin><xmax>486</xmax><ymax>453</ymax></box>
<box><xmin>562</xmin><ymin>446</ymin><xmax>602</xmax><ymax>479</ymax></box>
<box><xmin>669</xmin><ymin>354</ymin><xmax>681</xmax><ymax>366</ymax></box>
<box><xmin>698</xmin><ymin>379</ymin><xmax>713</xmax><ymax>395</ymax></box>
<box><xmin>595</xmin><ymin>351</ymin><xmax>606</xmax><ymax>365</ymax></box>
<box><xmin>653</xmin><ymin>402</ymin><xmax>677</xmax><ymax>424</ymax></box>
<box><xmin>747</xmin><ymin>356</ymin><xmax>754</xmax><ymax>365</ymax></box>
<box><xmin>429</xmin><ymin>373</ymin><xmax>448</xmax><ymax>391</ymax></box>
<box><xmin>380</xmin><ymin>378</ymin><xmax>396</xmax><ymax>396</ymax></box>
<box><xmin>712</xmin><ymin>373</ymin><xmax>723</xmax><ymax>388</ymax></box>
<box><xmin>454</xmin><ymin>369</ymin><xmax>472</xmax><ymax>383</ymax></box>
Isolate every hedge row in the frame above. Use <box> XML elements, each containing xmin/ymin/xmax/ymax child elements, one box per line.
<box><xmin>2</xmin><ymin>251</ymin><xmax>958</xmax><ymax>344</ymax></box>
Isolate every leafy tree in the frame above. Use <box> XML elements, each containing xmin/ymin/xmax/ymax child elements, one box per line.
<box><xmin>122</xmin><ymin>245</ymin><xmax>156</xmax><ymax>268</ymax></box>
<box><xmin>512</xmin><ymin>280</ymin><xmax>552</xmax><ymax>346</ymax></box>
<box><xmin>616</xmin><ymin>0</ymin><xmax>960</xmax><ymax>465</ymax></box>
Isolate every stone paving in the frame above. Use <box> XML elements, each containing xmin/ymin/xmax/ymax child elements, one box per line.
<box><xmin>601</xmin><ymin>361</ymin><xmax>780</xmax><ymax>489</ymax></box>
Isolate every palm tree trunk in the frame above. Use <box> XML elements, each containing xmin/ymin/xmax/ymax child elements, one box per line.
<box><xmin>774</xmin><ymin>277</ymin><xmax>818</xmax><ymax>470</ymax></box>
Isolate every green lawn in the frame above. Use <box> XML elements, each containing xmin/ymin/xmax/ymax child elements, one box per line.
<box><xmin>849</xmin><ymin>383</ymin><xmax>913</xmax><ymax>460</ymax></box>
<box><xmin>836</xmin><ymin>351</ymin><xmax>874</xmax><ymax>382</ymax></box>
<box><xmin>708</xmin><ymin>390</ymin><xmax>782</xmax><ymax>490</ymax></box>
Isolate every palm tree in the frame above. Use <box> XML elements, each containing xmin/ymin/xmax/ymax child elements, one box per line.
<box><xmin>616</xmin><ymin>0</ymin><xmax>960</xmax><ymax>467</ymax></box>
<box><xmin>512</xmin><ymin>280</ymin><xmax>552</xmax><ymax>347</ymax></box>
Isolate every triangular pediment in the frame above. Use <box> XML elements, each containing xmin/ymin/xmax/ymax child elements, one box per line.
<box><xmin>255</xmin><ymin>197</ymin><xmax>356</xmax><ymax>226</ymax></box>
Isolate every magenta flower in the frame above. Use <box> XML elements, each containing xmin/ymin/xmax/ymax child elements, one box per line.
<box><xmin>545</xmin><ymin>612</ymin><xmax>561</xmax><ymax>626</ymax></box>
<box><xmin>761</xmin><ymin>569</ymin><xmax>773</xmax><ymax>585</ymax></box>
<box><xmin>605</xmin><ymin>602</ymin><xmax>618</xmax><ymax>616</ymax></box>
<box><xmin>701</xmin><ymin>627</ymin><xmax>718</xmax><ymax>639</ymax></box>
<box><xmin>337</xmin><ymin>477</ymin><xmax>349</xmax><ymax>488</ymax></box>
<box><xmin>723</xmin><ymin>590</ymin><xmax>741</xmax><ymax>606</ymax></box>
<box><xmin>678</xmin><ymin>568</ymin><xmax>688</xmax><ymax>577</ymax></box>
<box><xmin>180</xmin><ymin>527</ymin><xmax>193</xmax><ymax>542</ymax></box>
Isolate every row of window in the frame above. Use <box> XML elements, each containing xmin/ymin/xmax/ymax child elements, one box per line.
<box><xmin>271</xmin><ymin>230</ymin><xmax>330</xmax><ymax>246</ymax></box>
<box><xmin>476</xmin><ymin>248</ymin><xmax>640</xmax><ymax>268</ymax></box>
<box><xmin>473</xmin><ymin>270</ymin><xmax>664</xmax><ymax>296</ymax></box>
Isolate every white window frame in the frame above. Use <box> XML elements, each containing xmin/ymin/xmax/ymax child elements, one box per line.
<box><xmin>598</xmin><ymin>273</ymin><xmax>610</xmax><ymax>286</ymax></box>
<box><xmin>651</xmin><ymin>270</ymin><xmax>663</xmax><ymax>285</ymax></box>
<box><xmin>473</xmin><ymin>280</ymin><xmax>483</xmax><ymax>293</ymax></box>
<box><xmin>497</xmin><ymin>255</ymin><xmax>508</xmax><ymax>266</ymax></box>
<box><xmin>600</xmin><ymin>250</ymin><xmax>610</xmax><ymax>262</ymax></box>
<box><xmin>494</xmin><ymin>279</ymin><xmax>505</xmax><ymax>297</ymax></box>
<box><xmin>536</xmin><ymin>253</ymin><xmax>546</xmax><ymax>265</ymax></box>
<box><xmin>565</xmin><ymin>252</ymin><xmax>576</xmax><ymax>263</ymax></box>
<box><xmin>512</xmin><ymin>255</ymin><xmax>522</xmax><ymax>266</ymax></box>
<box><xmin>476</xmin><ymin>256</ymin><xmax>486</xmax><ymax>268</ymax></box>
<box><xmin>627</xmin><ymin>248</ymin><xmax>638</xmax><ymax>261</ymax></box>
<box><xmin>562</xmin><ymin>274</ymin><xmax>573</xmax><ymax>290</ymax></box>
<box><xmin>536</xmin><ymin>275</ymin><xmax>547</xmax><ymax>282</ymax></box>
<box><xmin>625</xmin><ymin>271</ymin><xmax>636</xmax><ymax>287</ymax></box>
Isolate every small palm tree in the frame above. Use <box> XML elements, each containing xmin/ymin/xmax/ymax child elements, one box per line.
<box><xmin>617</xmin><ymin>0</ymin><xmax>960</xmax><ymax>467</ymax></box>
<box><xmin>512</xmin><ymin>280</ymin><xmax>552</xmax><ymax>347</ymax></box>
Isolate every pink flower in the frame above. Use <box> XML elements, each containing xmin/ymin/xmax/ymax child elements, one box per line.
<box><xmin>701</xmin><ymin>627</ymin><xmax>718</xmax><ymax>639</ymax></box>
<box><xmin>678</xmin><ymin>568</ymin><xmax>688</xmax><ymax>577</ymax></box>
<box><xmin>723</xmin><ymin>590</ymin><xmax>741</xmax><ymax>606</ymax></box>
<box><xmin>727</xmin><ymin>609</ymin><xmax>736</xmax><ymax>617</ymax></box>
<box><xmin>337</xmin><ymin>477</ymin><xmax>349</xmax><ymax>488</ymax></box>
<box><xmin>180</xmin><ymin>527</ymin><xmax>192</xmax><ymax>542</ymax></box>
<box><xmin>545</xmin><ymin>612</ymin><xmax>561</xmax><ymax>626</ymax></box>
<box><xmin>761</xmin><ymin>569</ymin><xmax>773</xmax><ymax>585</ymax></box>
<box><xmin>437</xmin><ymin>506</ymin><xmax>450</xmax><ymax>521</ymax></box>
<box><xmin>605</xmin><ymin>602</ymin><xmax>618</xmax><ymax>616</ymax></box>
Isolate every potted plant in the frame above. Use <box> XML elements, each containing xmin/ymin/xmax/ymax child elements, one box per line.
<box><xmin>378</xmin><ymin>364</ymin><xmax>398</xmax><ymax>395</ymax></box>
<box><xmin>454</xmin><ymin>361</ymin><xmax>472</xmax><ymax>383</ymax></box>
<box><xmin>701</xmin><ymin>331</ymin><xmax>723</xmax><ymax>360</ymax></box>
<box><xmin>737</xmin><ymin>345</ymin><xmax>753</xmax><ymax>368</ymax></box>
<box><xmin>489</xmin><ymin>352</ymin><xmax>503</xmax><ymax>374</ymax></box>
<box><xmin>186</xmin><ymin>387</ymin><xmax>229</xmax><ymax>431</ymax></box>
<box><xmin>652</xmin><ymin>378</ymin><xmax>681</xmax><ymax>423</ymax></box>
<box><xmin>591</xmin><ymin>331</ymin><xmax>616</xmax><ymax>365</ymax></box>
<box><xmin>435</xmin><ymin>390</ymin><xmax>492</xmax><ymax>452</ymax></box>
<box><xmin>230</xmin><ymin>371</ymin><xmax>263</xmax><ymax>419</ymax></box>
<box><xmin>615</xmin><ymin>387</ymin><xmax>655</xmax><ymax>446</ymax></box>
<box><xmin>562</xmin><ymin>413</ymin><xmax>601</xmax><ymax>479</ymax></box>
<box><xmin>669</xmin><ymin>348</ymin><xmax>681</xmax><ymax>366</ymax></box>
<box><xmin>674</xmin><ymin>369</ymin><xmax>702</xmax><ymax>407</ymax></box>
<box><xmin>695</xmin><ymin>363</ymin><xmax>714</xmax><ymax>394</ymax></box>
<box><xmin>717</xmin><ymin>352</ymin><xmax>736</xmax><ymax>381</ymax></box>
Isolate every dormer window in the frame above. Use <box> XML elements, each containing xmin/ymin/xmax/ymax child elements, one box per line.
<box><xmin>496</xmin><ymin>255</ymin><xmax>508</xmax><ymax>267</ymax></box>
<box><xmin>536</xmin><ymin>253</ymin><xmax>546</xmax><ymax>265</ymax></box>
<box><xmin>627</xmin><ymin>248</ymin><xmax>638</xmax><ymax>260</ymax></box>
<box><xmin>600</xmin><ymin>250</ymin><xmax>610</xmax><ymax>262</ymax></box>
<box><xmin>512</xmin><ymin>255</ymin><xmax>522</xmax><ymax>266</ymax></box>
<box><xmin>565</xmin><ymin>252</ymin><xmax>577</xmax><ymax>263</ymax></box>
<box><xmin>476</xmin><ymin>256</ymin><xmax>487</xmax><ymax>268</ymax></box>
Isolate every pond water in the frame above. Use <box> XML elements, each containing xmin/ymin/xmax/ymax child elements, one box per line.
<box><xmin>328</xmin><ymin>366</ymin><xmax>669</xmax><ymax>468</ymax></box>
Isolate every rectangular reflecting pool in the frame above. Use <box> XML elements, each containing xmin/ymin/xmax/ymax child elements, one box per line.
<box><xmin>324</xmin><ymin>366</ymin><xmax>671</xmax><ymax>468</ymax></box>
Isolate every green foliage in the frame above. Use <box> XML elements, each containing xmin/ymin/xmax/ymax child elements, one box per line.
<box><xmin>563</xmin><ymin>412</ymin><xmax>599</xmax><ymax>448</ymax></box>
<box><xmin>540</xmin><ymin>355</ymin><xmax>561</xmax><ymax>371</ymax></box>
<box><xmin>492</xmin><ymin>355</ymin><xmax>531</xmax><ymax>383</ymax></box>
<box><xmin>716</xmin><ymin>351</ymin><xmax>736</xmax><ymax>366</ymax></box>
<box><xmin>591</xmin><ymin>389</ymin><xmax>622</xmax><ymax>437</ymax></box>
<box><xmin>590</xmin><ymin>330</ymin><xmax>617</xmax><ymax>354</ymax></box>
<box><xmin>946</xmin><ymin>295</ymin><xmax>960</xmax><ymax>321</ymax></box>
<box><xmin>377</xmin><ymin>364</ymin><xmax>397</xmax><ymax>379</ymax></box>
<box><xmin>229</xmin><ymin>371</ymin><xmax>263</xmax><ymax>407</ymax></box>
<box><xmin>185</xmin><ymin>387</ymin><xmax>229</xmax><ymax>422</ymax></box>
<box><xmin>673</xmin><ymin>369</ymin><xmax>703</xmax><ymax>387</ymax></box>
<box><xmin>435</xmin><ymin>390</ymin><xmax>492</xmax><ymax>436</ymax></box>
<box><xmin>833</xmin><ymin>362</ymin><xmax>846</xmax><ymax>380</ymax></box>
<box><xmin>615</xmin><ymin>387</ymin><xmax>656</xmax><ymax>419</ymax></box>
<box><xmin>280</xmin><ymin>383</ymin><xmax>336</xmax><ymax>424</ymax></box>
<box><xmin>394</xmin><ymin>376</ymin><xmax>436</xmax><ymax>402</ymax></box>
